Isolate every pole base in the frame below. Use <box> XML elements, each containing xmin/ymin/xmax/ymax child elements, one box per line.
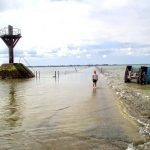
<box><xmin>0</xmin><ymin>63</ymin><xmax>35</xmax><ymax>79</ymax></box>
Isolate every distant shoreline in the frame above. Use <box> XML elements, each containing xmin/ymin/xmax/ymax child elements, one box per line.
<box><xmin>28</xmin><ymin>64</ymin><xmax>150</xmax><ymax>68</ymax></box>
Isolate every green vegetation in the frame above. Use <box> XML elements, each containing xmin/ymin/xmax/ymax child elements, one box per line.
<box><xmin>0</xmin><ymin>64</ymin><xmax>16</xmax><ymax>71</ymax></box>
<box><xmin>0</xmin><ymin>63</ymin><xmax>34</xmax><ymax>79</ymax></box>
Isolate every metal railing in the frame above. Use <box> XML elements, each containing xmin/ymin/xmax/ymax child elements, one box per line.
<box><xmin>0</xmin><ymin>27</ymin><xmax>21</xmax><ymax>36</ymax></box>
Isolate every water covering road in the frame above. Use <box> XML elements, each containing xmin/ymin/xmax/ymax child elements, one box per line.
<box><xmin>0</xmin><ymin>67</ymin><xmax>145</xmax><ymax>149</ymax></box>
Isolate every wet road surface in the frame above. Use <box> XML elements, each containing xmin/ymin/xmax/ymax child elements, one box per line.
<box><xmin>0</xmin><ymin>68</ymin><xmax>145</xmax><ymax>149</ymax></box>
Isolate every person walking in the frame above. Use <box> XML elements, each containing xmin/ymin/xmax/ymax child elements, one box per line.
<box><xmin>92</xmin><ymin>70</ymin><xmax>98</xmax><ymax>88</ymax></box>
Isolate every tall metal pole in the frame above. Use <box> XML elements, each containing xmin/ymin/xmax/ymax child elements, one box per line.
<box><xmin>8</xmin><ymin>25</ymin><xmax>14</xmax><ymax>63</ymax></box>
<box><xmin>9</xmin><ymin>45</ymin><xmax>14</xmax><ymax>63</ymax></box>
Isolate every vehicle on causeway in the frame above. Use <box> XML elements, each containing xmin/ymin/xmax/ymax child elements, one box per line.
<box><xmin>124</xmin><ymin>65</ymin><xmax>150</xmax><ymax>84</ymax></box>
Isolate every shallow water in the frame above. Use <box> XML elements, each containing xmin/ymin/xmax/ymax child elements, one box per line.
<box><xmin>0</xmin><ymin>66</ymin><xmax>147</xmax><ymax>149</ymax></box>
<box><xmin>100</xmin><ymin>65</ymin><xmax>150</xmax><ymax>149</ymax></box>
<box><xmin>101</xmin><ymin>65</ymin><xmax>150</xmax><ymax>96</ymax></box>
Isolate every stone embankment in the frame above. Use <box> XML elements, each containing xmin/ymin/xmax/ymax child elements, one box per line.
<box><xmin>0</xmin><ymin>63</ymin><xmax>34</xmax><ymax>79</ymax></box>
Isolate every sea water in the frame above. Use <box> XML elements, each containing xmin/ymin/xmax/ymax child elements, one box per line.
<box><xmin>0</xmin><ymin>65</ymin><xmax>149</xmax><ymax>150</ymax></box>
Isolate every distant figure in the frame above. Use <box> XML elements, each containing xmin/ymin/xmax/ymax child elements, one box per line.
<box><xmin>92</xmin><ymin>70</ymin><xmax>98</xmax><ymax>88</ymax></box>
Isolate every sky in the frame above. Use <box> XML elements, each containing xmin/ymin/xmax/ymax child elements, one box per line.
<box><xmin>0</xmin><ymin>0</ymin><xmax>150</xmax><ymax>65</ymax></box>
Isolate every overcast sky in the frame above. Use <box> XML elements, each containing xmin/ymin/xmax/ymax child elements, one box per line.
<box><xmin>0</xmin><ymin>0</ymin><xmax>149</xmax><ymax>65</ymax></box>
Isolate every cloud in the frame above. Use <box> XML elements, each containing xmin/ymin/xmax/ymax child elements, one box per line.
<box><xmin>57</xmin><ymin>47</ymin><xmax>87</xmax><ymax>57</ymax></box>
<box><xmin>102</xmin><ymin>54</ymin><xmax>107</xmax><ymax>58</ymax></box>
<box><xmin>0</xmin><ymin>0</ymin><xmax>150</xmax><ymax>64</ymax></box>
<box><xmin>86</xmin><ymin>54</ymin><xmax>91</xmax><ymax>58</ymax></box>
<box><xmin>49</xmin><ymin>0</ymin><xmax>72</xmax><ymax>1</ymax></box>
<box><xmin>0</xmin><ymin>0</ymin><xmax>19</xmax><ymax>12</ymax></box>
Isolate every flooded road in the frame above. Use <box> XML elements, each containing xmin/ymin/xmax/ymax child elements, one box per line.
<box><xmin>0</xmin><ymin>67</ymin><xmax>145</xmax><ymax>149</ymax></box>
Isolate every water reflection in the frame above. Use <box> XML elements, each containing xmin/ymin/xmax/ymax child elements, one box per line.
<box><xmin>54</xmin><ymin>75</ymin><xmax>59</xmax><ymax>84</ymax></box>
<box><xmin>5</xmin><ymin>81</ymin><xmax>23</xmax><ymax>128</ymax></box>
<box><xmin>92</xmin><ymin>88</ymin><xmax>97</xmax><ymax>96</ymax></box>
<box><xmin>0</xmin><ymin>67</ymin><xmax>147</xmax><ymax>149</ymax></box>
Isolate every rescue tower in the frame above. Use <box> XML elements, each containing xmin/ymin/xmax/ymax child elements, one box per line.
<box><xmin>0</xmin><ymin>25</ymin><xmax>21</xmax><ymax>63</ymax></box>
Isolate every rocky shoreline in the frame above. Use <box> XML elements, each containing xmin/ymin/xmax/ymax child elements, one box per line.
<box><xmin>97</xmin><ymin>67</ymin><xmax>150</xmax><ymax>150</ymax></box>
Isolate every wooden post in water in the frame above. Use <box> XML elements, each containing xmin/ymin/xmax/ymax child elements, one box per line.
<box><xmin>39</xmin><ymin>71</ymin><xmax>40</xmax><ymax>78</ymax></box>
<box><xmin>35</xmin><ymin>71</ymin><xmax>37</xmax><ymax>78</ymax></box>
<box><xmin>57</xmin><ymin>71</ymin><xmax>59</xmax><ymax>78</ymax></box>
<box><xmin>55</xmin><ymin>71</ymin><xmax>56</xmax><ymax>78</ymax></box>
<box><xmin>35</xmin><ymin>71</ymin><xmax>40</xmax><ymax>78</ymax></box>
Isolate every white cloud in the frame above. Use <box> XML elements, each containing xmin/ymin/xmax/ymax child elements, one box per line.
<box><xmin>102</xmin><ymin>54</ymin><xmax>107</xmax><ymax>58</ymax></box>
<box><xmin>96</xmin><ymin>0</ymin><xmax>131</xmax><ymax>10</ymax></box>
<box><xmin>57</xmin><ymin>47</ymin><xmax>87</xmax><ymax>57</ymax></box>
<box><xmin>86</xmin><ymin>54</ymin><xmax>91</xmax><ymax>58</ymax></box>
<box><xmin>0</xmin><ymin>0</ymin><xmax>150</xmax><ymax>64</ymax></box>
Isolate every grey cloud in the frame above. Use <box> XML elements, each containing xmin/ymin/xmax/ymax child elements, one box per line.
<box><xmin>50</xmin><ymin>0</ymin><xmax>68</xmax><ymax>1</ymax></box>
<box><xmin>0</xmin><ymin>0</ymin><xmax>22</xmax><ymax>12</ymax></box>
<box><xmin>79</xmin><ymin>41</ymin><xmax>150</xmax><ymax>50</ymax></box>
<box><xmin>49</xmin><ymin>0</ymin><xmax>82</xmax><ymax>2</ymax></box>
<box><xmin>0</xmin><ymin>0</ymin><xmax>83</xmax><ymax>12</ymax></box>
<box><xmin>3</xmin><ymin>49</ymin><xmax>41</xmax><ymax>58</ymax></box>
<box><xmin>2</xmin><ymin>49</ymin><xmax>25</xmax><ymax>58</ymax></box>
<box><xmin>25</xmin><ymin>50</ymin><xmax>46</xmax><ymax>58</ymax></box>
<box><xmin>66</xmin><ymin>41</ymin><xmax>150</xmax><ymax>57</ymax></box>
<box><xmin>50</xmin><ymin>48</ymin><xmax>60</xmax><ymax>54</ymax></box>
<box><xmin>26</xmin><ymin>50</ymin><xmax>38</xmax><ymax>57</ymax></box>
<box><xmin>89</xmin><ymin>0</ymin><xmax>150</xmax><ymax>43</ymax></box>
<box><xmin>14</xmin><ymin>50</ymin><xmax>24</xmax><ymax>57</ymax></box>
<box><xmin>0</xmin><ymin>48</ymin><xmax>8</xmax><ymax>55</ymax></box>
<box><xmin>98</xmin><ymin>49</ymin><xmax>114</xmax><ymax>55</ymax></box>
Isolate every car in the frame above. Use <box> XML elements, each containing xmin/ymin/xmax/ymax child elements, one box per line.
<box><xmin>124</xmin><ymin>65</ymin><xmax>150</xmax><ymax>84</ymax></box>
